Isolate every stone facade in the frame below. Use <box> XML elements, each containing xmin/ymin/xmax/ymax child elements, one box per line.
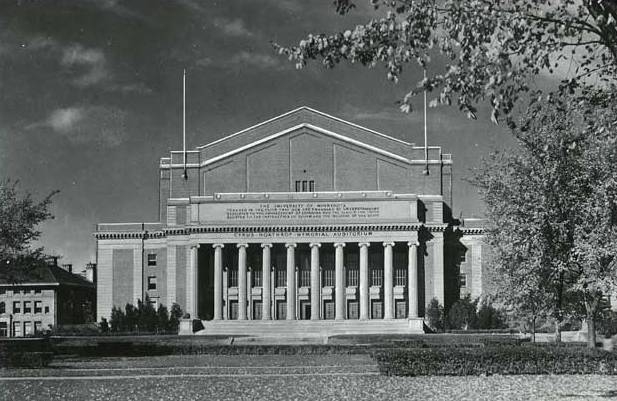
<box><xmin>95</xmin><ymin>107</ymin><xmax>485</xmax><ymax>334</ymax></box>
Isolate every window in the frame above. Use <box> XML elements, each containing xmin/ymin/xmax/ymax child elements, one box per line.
<box><xmin>13</xmin><ymin>301</ymin><xmax>20</xmax><ymax>314</ymax></box>
<box><xmin>147</xmin><ymin>276</ymin><xmax>157</xmax><ymax>290</ymax></box>
<box><xmin>0</xmin><ymin>322</ymin><xmax>7</xmax><ymax>337</ymax></box>
<box><xmin>34</xmin><ymin>288</ymin><xmax>41</xmax><ymax>294</ymax></box>
<box><xmin>228</xmin><ymin>269</ymin><xmax>238</xmax><ymax>287</ymax></box>
<box><xmin>395</xmin><ymin>268</ymin><xmax>407</xmax><ymax>286</ymax></box>
<box><xmin>275</xmin><ymin>269</ymin><xmax>286</xmax><ymax>288</ymax></box>
<box><xmin>370</xmin><ymin>268</ymin><xmax>383</xmax><ymax>287</ymax></box>
<box><xmin>0</xmin><ymin>289</ymin><xmax>5</xmax><ymax>295</ymax></box>
<box><xmin>23</xmin><ymin>301</ymin><xmax>32</xmax><ymax>314</ymax></box>
<box><xmin>147</xmin><ymin>253</ymin><xmax>157</xmax><ymax>267</ymax></box>
<box><xmin>34</xmin><ymin>301</ymin><xmax>42</xmax><ymax>314</ymax></box>
<box><xmin>44</xmin><ymin>306</ymin><xmax>49</xmax><ymax>314</ymax></box>
<box><xmin>0</xmin><ymin>302</ymin><xmax>4</xmax><ymax>314</ymax></box>
<box><xmin>346</xmin><ymin>268</ymin><xmax>358</xmax><ymax>287</ymax></box>
<box><xmin>322</xmin><ymin>268</ymin><xmax>335</xmax><ymax>287</ymax></box>
<box><xmin>13</xmin><ymin>321</ymin><xmax>21</xmax><ymax>337</ymax></box>
<box><xmin>23</xmin><ymin>289</ymin><xmax>31</xmax><ymax>294</ymax></box>
<box><xmin>23</xmin><ymin>321</ymin><xmax>33</xmax><ymax>336</ymax></box>
<box><xmin>299</xmin><ymin>268</ymin><xmax>310</xmax><ymax>287</ymax></box>
<box><xmin>34</xmin><ymin>321</ymin><xmax>42</xmax><ymax>334</ymax></box>
<box><xmin>459</xmin><ymin>274</ymin><xmax>467</xmax><ymax>287</ymax></box>
<box><xmin>252</xmin><ymin>270</ymin><xmax>262</xmax><ymax>287</ymax></box>
<box><xmin>294</xmin><ymin>180</ymin><xmax>316</xmax><ymax>192</ymax></box>
<box><xmin>148</xmin><ymin>298</ymin><xmax>158</xmax><ymax>310</ymax></box>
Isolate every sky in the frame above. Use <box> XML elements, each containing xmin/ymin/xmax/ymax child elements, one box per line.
<box><xmin>0</xmin><ymin>0</ymin><xmax>516</xmax><ymax>270</ymax></box>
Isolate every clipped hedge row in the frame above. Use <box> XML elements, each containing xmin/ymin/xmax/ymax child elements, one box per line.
<box><xmin>0</xmin><ymin>338</ymin><xmax>54</xmax><ymax>368</ymax></box>
<box><xmin>375</xmin><ymin>345</ymin><xmax>617</xmax><ymax>376</ymax></box>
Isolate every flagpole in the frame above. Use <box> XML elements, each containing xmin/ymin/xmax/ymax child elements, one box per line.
<box><xmin>423</xmin><ymin>68</ymin><xmax>429</xmax><ymax>176</ymax></box>
<box><xmin>183</xmin><ymin>68</ymin><xmax>187</xmax><ymax>180</ymax></box>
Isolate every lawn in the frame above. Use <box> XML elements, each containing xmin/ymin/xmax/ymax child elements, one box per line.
<box><xmin>2</xmin><ymin>355</ymin><xmax>617</xmax><ymax>401</ymax></box>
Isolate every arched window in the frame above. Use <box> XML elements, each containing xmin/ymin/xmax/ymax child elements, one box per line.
<box><xmin>0</xmin><ymin>302</ymin><xmax>5</xmax><ymax>314</ymax></box>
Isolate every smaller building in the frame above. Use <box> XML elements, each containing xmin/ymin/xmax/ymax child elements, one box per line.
<box><xmin>0</xmin><ymin>259</ymin><xmax>96</xmax><ymax>337</ymax></box>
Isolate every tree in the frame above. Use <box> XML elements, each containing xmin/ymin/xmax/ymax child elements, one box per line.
<box><xmin>447</xmin><ymin>294</ymin><xmax>478</xmax><ymax>330</ymax></box>
<box><xmin>473</xmin><ymin>88</ymin><xmax>617</xmax><ymax>347</ymax></box>
<box><xmin>169</xmin><ymin>303</ymin><xmax>183</xmax><ymax>333</ymax></box>
<box><xmin>426</xmin><ymin>297</ymin><xmax>444</xmax><ymax>332</ymax></box>
<box><xmin>110</xmin><ymin>306</ymin><xmax>125</xmax><ymax>333</ymax></box>
<box><xmin>0</xmin><ymin>180</ymin><xmax>57</xmax><ymax>281</ymax></box>
<box><xmin>156</xmin><ymin>304</ymin><xmax>170</xmax><ymax>334</ymax></box>
<box><xmin>276</xmin><ymin>1</ymin><xmax>617</xmax><ymax>125</ymax></box>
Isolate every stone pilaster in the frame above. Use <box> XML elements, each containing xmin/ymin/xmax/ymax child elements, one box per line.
<box><xmin>286</xmin><ymin>243</ymin><xmax>297</xmax><ymax>320</ymax></box>
<box><xmin>334</xmin><ymin>242</ymin><xmax>346</xmax><ymax>320</ymax></box>
<box><xmin>407</xmin><ymin>242</ymin><xmax>419</xmax><ymax>318</ymax></box>
<box><xmin>310</xmin><ymin>243</ymin><xmax>321</xmax><ymax>320</ymax></box>
<box><xmin>213</xmin><ymin>244</ymin><xmax>224</xmax><ymax>321</ymax></box>
<box><xmin>383</xmin><ymin>242</ymin><xmax>394</xmax><ymax>319</ymax></box>
<box><xmin>237</xmin><ymin>243</ymin><xmax>248</xmax><ymax>320</ymax></box>
<box><xmin>261</xmin><ymin>244</ymin><xmax>272</xmax><ymax>320</ymax></box>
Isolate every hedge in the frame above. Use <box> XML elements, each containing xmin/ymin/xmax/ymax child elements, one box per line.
<box><xmin>375</xmin><ymin>345</ymin><xmax>617</xmax><ymax>376</ymax></box>
<box><xmin>0</xmin><ymin>338</ymin><xmax>54</xmax><ymax>368</ymax></box>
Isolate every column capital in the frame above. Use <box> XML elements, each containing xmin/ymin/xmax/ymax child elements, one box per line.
<box><xmin>382</xmin><ymin>242</ymin><xmax>395</xmax><ymax>248</ymax></box>
<box><xmin>358</xmin><ymin>242</ymin><xmax>370</xmax><ymax>248</ymax></box>
<box><xmin>407</xmin><ymin>241</ymin><xmax>420</xmax><ymax>247</ymax></box>
<box><xmin>237</xmin><ymin>243</ymin><xmax>249</xmax><ymax>249</ymax></box>
<box><xmin>334</xmin><ymin>242</ymin><xmax>346</xmax><ymax>248</ymax></box>
<box><xmin>309</xmin><ymin>242</ymin><xmax>321</xmax><ymax>248</ymax></box>
<box><xmin>190</xmin><ymin>244</ymin><xmax>200</xmax><ymax>249</ymax></box>
<box><xmin>285</xmin><ymin>243</ymin><xmax>297</xmax><ymax>249</ymax></box>
<box><xmin>213</xmin><ymin>243</ymin><xmax>224</xmax><ymax>249</ymax></box>
<box><xmin>261</xmin><ymin>243</ymin><xmax>273</xmax><ymax>249</ymax></box>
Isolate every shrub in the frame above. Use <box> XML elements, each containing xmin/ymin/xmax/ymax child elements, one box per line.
<box><xmin>426</xmin><ymin>298</ymin><xmax>444</xmax><ymax>332</ymax></box>
<box><xmin>169</xmin><ymin>303</ymin><xmax>183</xmax><ymax>333</ymax></box>
<box><xmin>447</xmin><ymin>295</ymin><xmax>478</xmax><ymax>330</ymax></box>
<box><xmin>99</xmin><ymin>318</ymin><xmax>109</xmax><ymax>334</ymax></box>
<box><xmin>477</xmin><ymin>302</ymin><xmax>507</xmax><ymax>330</ymax></box>
<box><xmin>107</xmin><ymin>301</ymin><xmax>184</xmax><ymax>335</ymax></box>
<box><xmin>375</xmin><ymin>345</ymin><xmax>617</xmax><ymax>376</ymax></box>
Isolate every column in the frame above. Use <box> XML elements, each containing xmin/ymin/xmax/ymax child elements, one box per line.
<box><xmin>310</xmin><ymin>243</ymin><xmax>321</xmax><ymax>320</ymax></box>
<box><xmin>383</xmin><ymin>242</ymin><xmax>394</xmax><ymax>319</ymax></box>
<box><xmin>213</xmin><ymin>244</ymin><xmax>224</xmax><ymax>321</ymax></box>
<box><xmin>334</xmin><ymin>242</ymin><xmax>346</xmax><ymax>320</ymax></box>
<box><xmin>247</xmin><ymin>267</ymin><xmax>253</xmax><ymax>320</ymax></box>
<box><xmin>286</xmin><ymin>243</ymin><xmax>297</xmax><ymax>320</ymax></box>
<box><xmin>407</xmin><ymin>242</ymin><xmax>419</xmax><ymax>318</ymax></box>
<box><xmin>359</xmin><ymin>242</ymin><xmax>370</xmax><ymax>320</ymax></box>
<box><xmin>189</xmin><ymin>245</ymin><xmax>200</xmax><ymax>319</ymax></box>
<box><xmin>261</xmin><ymin>244</ymin><xmax>272</xmax><ymax>320</ymax></box>
<box><xmin>237</xmin><ymin>243</ymin><xmax>248</xmax><ymax>320</ymax></box>
<box><xmin>433</xmin><ymin>232</ymin><xmax>445</xmax><ymax>304</ymax></box>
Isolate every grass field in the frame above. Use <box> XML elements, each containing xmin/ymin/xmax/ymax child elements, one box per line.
<box><xmin>2</xmin><ymin>354</ymin><xmax>617</xmax><ymax>401</ymax></box>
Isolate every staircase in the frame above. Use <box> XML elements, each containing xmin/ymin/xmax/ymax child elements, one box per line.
<box><xmin>190</xmin><ymin>318</ymin><xmax>426</xmax><ymax>338</ymax></box>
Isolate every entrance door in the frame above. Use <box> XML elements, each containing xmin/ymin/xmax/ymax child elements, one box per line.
<box><xmin>276</xmin><ymin>301</ymin><xmax>287</xmax><ymax>320</ymax></box>
<box><xmin>300</xmin><ymin>301</ymin><xmax>311</xmax><ymax>320</ymax></box>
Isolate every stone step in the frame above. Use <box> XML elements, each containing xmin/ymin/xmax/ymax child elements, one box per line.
<box><xmin>188</xmin><ymin>318</ymin><xmax>426</xmax><ymax>336</ymax></box>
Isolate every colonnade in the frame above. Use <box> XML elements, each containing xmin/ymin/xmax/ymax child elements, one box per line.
<box><xmin>189</xmin><ymin>241</ymin><xmax>421</xmax><ymax>321</ymax></box>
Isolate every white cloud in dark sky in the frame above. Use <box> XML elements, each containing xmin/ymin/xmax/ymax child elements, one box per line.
<box><xmin>34</xmin><ymin>106</ymin><xmax>129</xmax><ymax>147</ymax></box>
<box><xmin>61</xmin><ymin>44</ymin><xmax>108</xmax><ymax>87</ymax></box>
<box><xmin>213</xmin><ymin>17</ymin><xmax>254</xmax><ymax>38</ymax></box>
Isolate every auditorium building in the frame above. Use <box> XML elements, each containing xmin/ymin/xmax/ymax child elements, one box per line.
<box><xmin>95</xmin><ymin>107</ymin><xmax>485</xmax><ymax>335</ymax></box>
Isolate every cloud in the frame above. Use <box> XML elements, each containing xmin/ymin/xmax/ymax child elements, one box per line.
<box><xmin>197</xmin><ymin>51</ymin><xmax>284</xmax><ymax>71</ymax></box>
<box><xmin>33</xmin><ymin>106</ymin><xmax>129</xmax><ymax>147</ymax></box>
<box><xmin>61</xmin><ymin>44</ymin><xmax>109</xmax><ymax>87</ymax></box>
<box><xmin>213</xmin><ymin>17</ymin><xmax>254</xmax><ymax>37</ymax></box>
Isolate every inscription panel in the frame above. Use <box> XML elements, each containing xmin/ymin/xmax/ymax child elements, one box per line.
<box><xmin>196</xmin><ymin>200</ymin><xmax>415</xmax><ymax>225</ymax></box>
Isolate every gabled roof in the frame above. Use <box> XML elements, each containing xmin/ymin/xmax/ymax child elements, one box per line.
<box><xmin>0</xmin><ymin>261</ymin><xmax>94</xmax><ymax>287</ymax></box>
<box><xmin>161</xmin><ymin>106</ymin><xmax>449</xmax><ymax>167</ymax></box>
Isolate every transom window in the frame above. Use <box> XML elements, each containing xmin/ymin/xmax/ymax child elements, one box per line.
<box><xmin>395</xmin><ymin>268</ymin><xmax>407</xmax><ymax>286</ymax></box>
<box><xmin>294</xmin><ymin>180</ymin><xmax>315</xmax><ymax>192</ymax></box>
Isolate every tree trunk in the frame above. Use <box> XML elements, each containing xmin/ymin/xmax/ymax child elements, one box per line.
<box><xmin>554</xmin><ymin>320</ymin><xmax>561</xmax><ymax>343</ymax></box>
<box><xmin>531</xmin><ymin>318</ymin><xmax>536</xmax><ymax>343</ymax></box>
<box><xmin>587</xmin><ymin>317</ymin><xmax>597</xmax><ymax>349</ymax></box>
